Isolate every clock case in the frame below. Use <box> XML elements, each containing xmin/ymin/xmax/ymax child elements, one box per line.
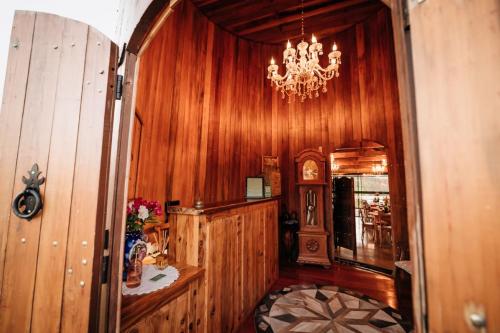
<box><xmin>295</xmin><ymin>149</ymin><xmax>331</xmax><ymax>268</ymax></box>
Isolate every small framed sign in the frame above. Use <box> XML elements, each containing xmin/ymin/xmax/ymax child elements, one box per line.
<box><xmin>246</xmin><ymin>177</ymin><xmax>265</xmax><ymax>199</ymax></box>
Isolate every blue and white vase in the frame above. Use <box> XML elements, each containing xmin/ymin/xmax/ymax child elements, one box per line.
<box><xmin>123</xmin><ymin>231</ymin><xmax>146</xmax><ymax>280</ymax></box>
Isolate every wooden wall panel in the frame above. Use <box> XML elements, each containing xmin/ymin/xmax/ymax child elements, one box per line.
<box><xmin>134</xmin><ymin>2</ymin><xmax>407</xmax><ymax>257</ymax></box>
<box><xmin>275</xmin><ymin>8</ymin><xmax>408</xmax><ymax>259</ymax></box>
<box><xmin>133</xmin><ymin>0</ymin><xmax>276</xmax><ymax>209</ymax></box>
<box><xmin>168</xmin><ymin>200</ymin><xmax>279</xmax><ymax>333</ymax></box>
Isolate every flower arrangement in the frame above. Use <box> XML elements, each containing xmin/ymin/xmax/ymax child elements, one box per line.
<box><xmin>126</xmin><ymin>198</ymin><xmax>162</xmax><ymax>233</ymax></box>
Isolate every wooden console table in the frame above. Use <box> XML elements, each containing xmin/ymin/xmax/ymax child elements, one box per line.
<box><xmin>121</xmin><ymin>264</ymin><xmax>204</xmax><ymax>332</ymax></box>
<box><xmin>168</xmin><ymin>198</ymin><xmax>279</xmax><ymax>332</ymax></box>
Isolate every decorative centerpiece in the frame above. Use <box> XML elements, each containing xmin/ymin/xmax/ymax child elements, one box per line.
<box><xmin>124</xmin><ymin>198</ymin><xmax>162</xmax><ymax>280</ymax></box>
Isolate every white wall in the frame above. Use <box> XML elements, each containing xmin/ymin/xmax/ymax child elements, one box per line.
<box><xmin>0</xmin><ymin>0</ymin><xmax>124</xmax><ymax>97</ymax></box>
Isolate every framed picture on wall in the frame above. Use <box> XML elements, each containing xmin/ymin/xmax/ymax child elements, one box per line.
<box><xmin>246</xmin><ymin>177</ymin><xmax>265</xmax><ymax>199</ymax></box>
<box><xmin>262</xmin><ymin>156</ymin><xmax>279</xmax><ymax>171</ymax></box>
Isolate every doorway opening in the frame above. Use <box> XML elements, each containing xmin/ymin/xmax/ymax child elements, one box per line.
<box><xmin>331</xmin><ymin>140</ymin><xmax>394</xmax><ymax>272</ymax></box>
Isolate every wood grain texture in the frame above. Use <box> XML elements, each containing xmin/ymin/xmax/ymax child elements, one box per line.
<box><xmin>0</xmin><ymin>13</ymin><xmax>66</xmax><ymax>331</ymax></box>
<box><xmin>132</xmin><ymin>0</ymin><xmax>276</xmax><ymax>209</ymax></box>
<box><xmin>0</xmin><ymin>10</ymin><xmax>35</xmax><ymax>297</ymax></box>
<box><xmin>191</xmin><ymin>0</ymin><xmax>384</xmax><ymax>44</ymax></box>
<box><xmin>121</xmin><ymin>264</ymin><xmax>204</xmax><ymax>331</ymax></box>
<box><xmin>109</xmin><ymin>52</ymin><xmax>139</xmax><ymax>333</ymax></box>
<box><xmin>410</xmin><ymin>0</ymin><xmax>500</xmax><ymax>331</ymax></box>
<box><xmin>133</xmin><ymin>2</ymin><xmax>407</xmax><ymax>259</ymax></box>
<box><xmin>276</xmin><ymin>8</ymin><xmax>408</xmax><ymax>261</ymax></box>
<box><xmin>31</xmin><ymin>18</ymin><xmax>89</xmax><ymax>333</ymax></box>
<box><xmin>0</xmin><ymin>12</ymin><xmax>117</xmax><ymax>332</ymax></box>
<box><xmin>389</xmin><ymin>1</ymin><xmax>425</xmax><ymax>330</ymax></box>
<box><xmin>169</xmin><ymin>199</ymin><xmax>279</xmax><ymax>333</ymax></box>
<box><xmin>60</xmin><ymin>27</ymin><xmax>116</xmax><ymax>332</ymax></box>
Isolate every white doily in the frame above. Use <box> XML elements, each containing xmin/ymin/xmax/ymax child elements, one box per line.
<box><xmin>122</xmin><ymin>265</ymin><xmax>179</xmax><ymax>296</ymax></box>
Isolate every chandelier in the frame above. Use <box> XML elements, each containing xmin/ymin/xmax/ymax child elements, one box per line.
<box><xmin>267</xmin><ymin>0</ymin><xmax>341</xmax><ymax>102</ymax></box>
<box><xmin>329</xmin><ymin>153</ymin><xmax>340</xmax><ymax>173</ymax></box>
<box><xmin>372</xmin><ymin>159</ymin><xmax>388</xmax><ymax>174</ymax></box>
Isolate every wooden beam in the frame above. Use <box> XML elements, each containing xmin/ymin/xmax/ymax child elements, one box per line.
<box><xmin>263</xmin><ymin>24</ymin><xmax>354</xmax><ymax>44</ymax></box>
<box><xmin>246</xmin><ymin>2</ymin><xmax>383</xmax><ymax>44</ymax></box>
<box><xmin>238</xmin><ymin>0</ymin><xmax>371</xmax><ymax>36</ymax></box>
<box><xmin>223</xmin><ymin>0</ymin><xmax>332</xmax><ymax>30</ymax></box>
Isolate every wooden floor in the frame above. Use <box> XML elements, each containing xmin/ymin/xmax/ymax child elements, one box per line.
<box><xmin>335</xmin><ymin>243</ymin><xmax>394</xmax><ymax>271</ymax></box>
<box><xmin>335</xmin><ymin>217</ymin><xmax>394</xmax><ymax>270</ymax></box>
<box><xmin>236</xmin><ymin>263</ymin><xmax>398</xmax><ymax>333</ymax></box>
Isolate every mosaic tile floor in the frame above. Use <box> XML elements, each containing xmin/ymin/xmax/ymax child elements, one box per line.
<box><xmin>255</xmin><ymin>284</ymin><xmax>411</xmax><ymax>333</ymax></box>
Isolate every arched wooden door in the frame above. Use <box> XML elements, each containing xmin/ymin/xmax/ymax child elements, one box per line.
<box><xmin>0</xmin><ymin>11</ymin><xmax>117</xmax><ymax>332</ymax></box>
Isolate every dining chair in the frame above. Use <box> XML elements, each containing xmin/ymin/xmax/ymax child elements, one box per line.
<box><xmin>360</xmin><ymin>205</ymin><xmax>375</xmax><ymax>244</ymax></box>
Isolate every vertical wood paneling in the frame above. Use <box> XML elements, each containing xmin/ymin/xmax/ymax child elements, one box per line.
<box><xmin>61</xmin><ymin>28</ymin><xmax>116</xmax><ymax>332</ymax></box>
<box><xmin>0</xmin><ymin>10</ymin><xmax>36</xmax><ymax>295</ymax></box>
<box><xmin>0</xmin><ymin>13</ymin><xmax>66</xmax><ymax>331</ymax></box>
<box><xmin>30</xmin><ymin>19</ymin><xmax>89</xmax><ymax>333</ymax></box>
<box><xmin>277</xmin><ymin>8</ymin><xmax>408</xmax><ymax>259</ymax></box>
<box><xmin>0</xmin><ymin>11</ymin><xmax>116</xmax><ymax>332</ymax></box>
<box><xmin>134</xmin><ymin>4</ymin><xmax>407</xmax><ymax>256</ymax></box>
<box><xmin>134</xmin><ymin>0</ymin><xmax>275</xmax><ymax>208</ymax></box>
<box><xmin>169</xmin><ymin>200</ymin><xmax>279</xmax><ymax>333</ymax></box>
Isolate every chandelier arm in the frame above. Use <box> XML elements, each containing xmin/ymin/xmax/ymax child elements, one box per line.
<box><xmin>312</xmin><ymin>69</ymin><xmax>329</xmax><ymax>80</ymax></box>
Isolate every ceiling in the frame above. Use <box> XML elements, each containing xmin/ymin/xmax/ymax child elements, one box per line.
<box><xmin>191</xmin><ymin>0</ymin><xmax>385</xmax><ymax>44</ymax></box>
<box><xmin>332</xmin><ymin>142</ymin><xmax>387</xmax><ymax>175</ymax></box>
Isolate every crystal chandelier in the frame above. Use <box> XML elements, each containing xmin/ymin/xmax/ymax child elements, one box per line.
<box><xmin>372</xmin><ymin>159</ymin><xmax>388</xmax><ymax>174</ymax></box>
<box><xmin>329</xmin><ymin>153</ymin><xmax>340</xmax><ymax>173</ymax></box>
<box><xmin>267</xmin><ymin>0</ymin><xmax>341</xmax><ymax>102</ymax></box>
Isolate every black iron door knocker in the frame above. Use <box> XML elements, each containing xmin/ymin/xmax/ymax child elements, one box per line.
<box><xmin>12</xmin><ymin>164</ymin><xmax>45</xmax><ymax>221</ymax></box>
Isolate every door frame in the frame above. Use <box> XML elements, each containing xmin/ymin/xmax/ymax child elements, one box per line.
<box><xmin>107</xmin><ymin>0</ymin><xmax>428</xmax><ymax>332</ymax></box>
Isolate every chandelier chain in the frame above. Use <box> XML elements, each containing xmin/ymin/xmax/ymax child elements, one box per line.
<box><xmin>301</xmin><ymin>0</ymin><xmax>304</xmax><ymax>40</ymax></box>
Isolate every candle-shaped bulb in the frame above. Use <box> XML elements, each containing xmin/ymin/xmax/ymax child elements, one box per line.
<box><xmin>332</xmin><ymin>42</ymin><xmax>337</xmax><ymax>51</ymax></box>
<box><xmin>270</xmin><ymin>57</ymin><xmax>275</xmax><ymax>65</ymax></box>
<box><xmin>286</xmin><ymin>40</ymin><xmax>291</xmax><ymax>49</ymax></box>
<box><xmin>311</xmin><ymin>34</ymin><xmax>317</xmax><ymax>44</ymax></box>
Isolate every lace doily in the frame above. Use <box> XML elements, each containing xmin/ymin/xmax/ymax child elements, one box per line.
<box><xmin>122</xmin><ymin>265</ymin><xmax>179</xmax><ymax>296</ymax></box>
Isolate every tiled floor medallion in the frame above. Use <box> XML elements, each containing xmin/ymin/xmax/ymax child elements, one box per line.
<box><xmin>255</xmin><ymin>284</ymin><xmax>411</xmax><ymax>333</ymax></box>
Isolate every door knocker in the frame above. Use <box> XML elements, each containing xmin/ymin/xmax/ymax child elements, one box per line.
<box><xmin>12</xmin><ymin>164</ymin><xmax>45</xmax><ymax>221</ymax></box>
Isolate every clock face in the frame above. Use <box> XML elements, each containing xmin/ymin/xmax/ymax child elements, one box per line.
<box><xmin>303</xmin><ymin>160</ymin><xmax>319</xmax><ymax>180</ymax></box>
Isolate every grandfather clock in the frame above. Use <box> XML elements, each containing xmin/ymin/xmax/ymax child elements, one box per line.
<box><xmin>295</xmin><ymin>149</ymin><xmax>331</xmax><ymax>268</ymax></box>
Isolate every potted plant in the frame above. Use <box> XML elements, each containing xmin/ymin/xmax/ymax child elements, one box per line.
<box><xmin>124</xmin><ymin>198</ymin><xmax>162</xmax><ymax>278</ymax></box>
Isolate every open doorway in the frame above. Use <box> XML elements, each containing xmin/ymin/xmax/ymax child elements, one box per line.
<box><xmin>331</xmin><ymin>140</ymin><xmax>394</xmax><ymax>272</ymax></box>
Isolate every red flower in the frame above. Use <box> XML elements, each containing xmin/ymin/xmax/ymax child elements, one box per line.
<box><xmin>132</xmin><ymin>197</ymin><xmax>142</xmax><ymax>210</ymax></box>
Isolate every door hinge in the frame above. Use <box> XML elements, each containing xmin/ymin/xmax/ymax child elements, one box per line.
<box><xmin>101</xmin><ymin>254</ymin><xmax>110</xmax><ymax>284</ymax></box>
<box><xmin>103</xmin><ymin>229</ymin><xmax>110</xmax><ymax>250</ymax></box>
<box><xmin>403</xmin><ymin>0</ymin><xmax>410</xmax><ymax>30</ymax></box>
<box><xmin>115</xmin><ymin>74</ymin><xmax>123</xmax><ymax>100</ymax></box>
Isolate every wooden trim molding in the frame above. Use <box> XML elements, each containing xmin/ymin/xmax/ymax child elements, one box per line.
<box><xmin>389</xmin><ymin>1</ymin><xmax>427</xmax><ymax>332</ymax></box>
<box><xmin>107</xmin><ymin>52</ymin><xmax>139</xmax><ymax>333</ymax></box>
<box><xmin>128</xmin><ymin>0</ymin><xmax>182</xmax><ymax>55</ymax></box>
